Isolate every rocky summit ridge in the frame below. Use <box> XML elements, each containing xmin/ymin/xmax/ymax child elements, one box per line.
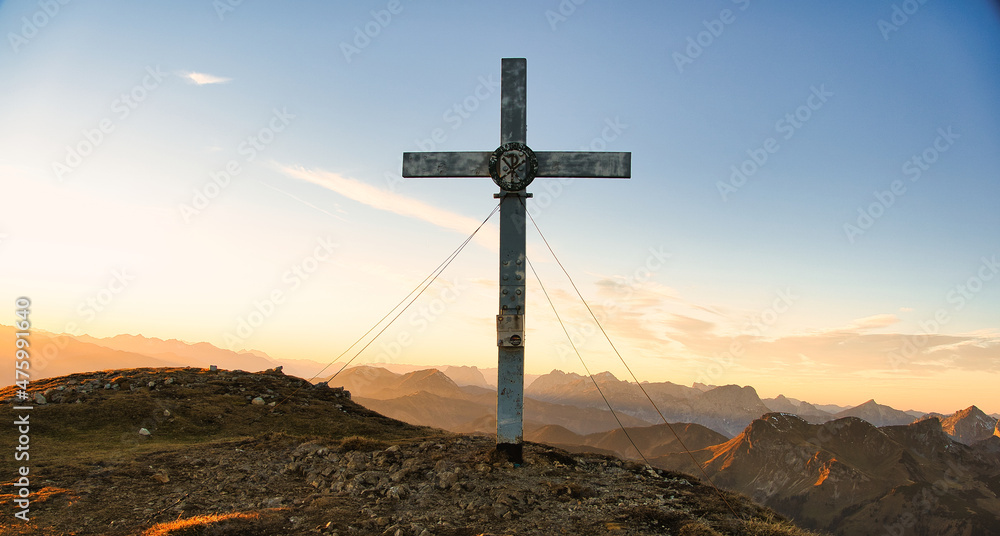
<box><xmin>0</xmin><ymin>367</ymin><xmax>818</xmax><ymax>536</ymax></box>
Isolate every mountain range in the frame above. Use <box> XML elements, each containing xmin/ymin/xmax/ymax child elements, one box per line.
<box><xmin>5</xmin><ymin>325</ymin><xmax>997</xmax><ymax>439</ymax></box>
<box><xmin>332</xmin><ymin>366</ymin><xmax>652</xmax><ymax>436</ymax></box>
<box><xmin>3</xmin><ymin>327</ymin><xmax>998</xmax><ymax>535</ymax></box>
<box><xmin>652</xmin><ymin>413</ymin><xmax>1000</xmax><ymax>534</ymax></box>
<box><xmin>319</xmin><ymin>365</ymin><xmax>1000</xmax><ymax>534</ymax></box>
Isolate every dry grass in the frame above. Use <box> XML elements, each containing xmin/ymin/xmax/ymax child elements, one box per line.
<box><xmin>0</xmin><ymin>368</ymin><xmax>829</xmax><ymax>536</ymax></box>
<box><xmin>142</xmin><ymin>511</ymin><xmax>287</xmax><ymax>536</ymax></box>
<box><xmin>0</xmin><ymin>368</ymin><xmax>443</xmax><ymax>536</ymax></box>
<box><xmin>337</xmin><ymin>435</ymin><xmax>389</xmax><ymax>451</ymax></box>
<box><xmin>0</xmin><ymin>367</ymin><xmax>439</xmax><ymax>476</ymax></box>
<box><xmin>731</xmin><ymin>514</ymin><xmax>826</xmax><ymax>536</ymax></box>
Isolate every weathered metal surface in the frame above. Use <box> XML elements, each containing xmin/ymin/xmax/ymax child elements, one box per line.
<box><xmin>497</xmin><ymin>345</ymin><xmax>524</xmax><ymax>452</ymax></box>
<box><xmin>500</xmin><ymin>58</ymin><xmax>527</xmax><ymax>145</ymax></box>
<box><xmin>535</xmin><ymin>151</ymin><xmax>631</xmax><ymax>178</ymax></box>
<box><xmin>401</xmin><ymin>151</ymin><xmax>490</xmax><ymax>177</ymax></box>
<box><xmin>497</xmin><ymin>193</ymin><xmax>526</xmax><ymax>451</ymax></box>
<box><xmin>399</xmin><ymin>58</ymin><xmax>631</xmax><ymax>460</ymax></box>
<box><xmin>403</xmin><ymin>150</ymin><xmax>630</xmax><ymax>180</ymax></box>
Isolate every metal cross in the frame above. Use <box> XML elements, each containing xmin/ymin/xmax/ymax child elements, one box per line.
<box><xmin>402</xmin><ymin>58</ymin><xmax>630</xmax><ymax>463</ymax></box>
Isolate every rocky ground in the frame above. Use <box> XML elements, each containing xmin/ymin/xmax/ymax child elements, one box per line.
<box><xmin>0</xmin><ymin>367</ymin><xmax>820</xmax><ymax>536</ymax></box>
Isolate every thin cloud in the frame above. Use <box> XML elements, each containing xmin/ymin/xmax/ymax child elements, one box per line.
<box><xmin>182</xmin><ymin>71</ymin><xmax>232</xmax><ymax>85</ymax></box>
<box><xmin>277</xmin><ymin>165</ymin><xmax>497</xmax><ymax>249</ymax></box>
<box><xmin>665</xmin><ymin>314</ymin><xmax>715</xmax><ymax>335</ymax></box>
<box><xmin>849</xmin><ymin>313</ymin><xmax>900</xmax><ymax>330</ymax></box>
<box><xmin>257</xmin><ymin>180</ymin><xmax>348</xmax><ymax>222</ymax></box>
<box><xmin>813</xmin><ymin>313</ymin><xmax>901</xmax><ymax>335</ymax></box>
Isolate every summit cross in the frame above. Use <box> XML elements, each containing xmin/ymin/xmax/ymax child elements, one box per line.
<box><xmin>401</xmin><ymin>58</ymin><xmax>631</xmax><ymax>463</ymax></box>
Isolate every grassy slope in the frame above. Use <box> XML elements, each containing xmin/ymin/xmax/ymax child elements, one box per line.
<box><xmin>0</xmin><ymin>367</ymin><xmax>822</xmax><ymax>536</ymax></box>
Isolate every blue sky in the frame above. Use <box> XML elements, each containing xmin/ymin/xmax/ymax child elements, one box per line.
<box><xmin>2</xmin><ymin>0</ymin><xmax>998</xmax><ymax>413</ymax></box>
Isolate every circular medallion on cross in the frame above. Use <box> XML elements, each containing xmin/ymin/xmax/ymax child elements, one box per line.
<box><xmin>489</xmin><ymin>142</ymin><xmax>538</xmax><ymax>192</ymax></box>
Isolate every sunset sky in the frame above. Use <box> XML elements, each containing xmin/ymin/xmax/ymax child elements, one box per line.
<box><xmin>2</xmin><ymin>1</ymin><xmax>998</xmax><ymax>414</ymax></box>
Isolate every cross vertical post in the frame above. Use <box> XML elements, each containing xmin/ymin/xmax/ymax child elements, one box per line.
<box><xmin>401</xmin><ymin>58</ymin><xmax>630</xmax><ymax>464</ymax></box>
<box><xmin>495</xmin><ymin>58</ymin><xmax>528</xmax><ymax>462</ymax></box>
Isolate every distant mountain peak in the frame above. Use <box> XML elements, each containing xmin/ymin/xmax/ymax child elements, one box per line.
<box><xmin>403</xmin><ymin>368</ymin><xmax>444</xmax><ymax>378</ymax></box>
<box><xmin>833</xmin><ymin>399</ymin><xmax>915</xmax><ymax>427</ymax></box>
<box><xmin>545</xmin><ymin>369</ymin><xmax>584</xmax><ymax>379</ymax></box>
<box><xmin>955</xmin><ymin>405</ymin><xmax>983</xmax><ymax>417</ymax></box>
<box><xmin>440</xmin><ymin>365</ymin><xmax>490</xmax><ymax>387</ymax></box>
<box><xmin>591</xmin><ymin>371</ymin><xmax>620</xmax><ymax>382</ymax></box>
<box><xmin>937</xmin><ymin>405</ymin><xmax>997</xmax><ymax>445</ymax></box>
<box><xmin>702</xmin><ymin>384</ymin><xmax>761</xmax><ymax>404</ymax></box>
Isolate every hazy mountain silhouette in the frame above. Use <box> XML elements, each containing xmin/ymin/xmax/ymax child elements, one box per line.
<box><xmin>329</xmin><ymin>366</ymin><xmax>650</xmax><ymax>435</ymax></box>
<box><xmin>832</xmin><ymin>398</ymin><xmax>915</xmax><ymax>427</ymax></box>
<box><xmin>72</xmin><ymin>331</ymin><xmax>278</xmax><ymax>371</ymax></box>
<box><xmin>530</xmin><ymin>421</ymin><xmax>728</xmax><ymax>461</ymax></box>
<box><xmin>441</xmin><ymin>365</ymin><xmax>492</xmax><ymax>387</ymax></box>
<box><xmin>1</xmin><ymin>325</ymin><xmax>176</xmax><ymax>385</ymax></box>
<box><xmin>811</xmin><ymin>402</ymin><xmax>853</xmax><ymax>414</ymax></box>
<box><xmin>762</xmin><ymin>394</ymin><xmax>831</xmax><ymax>423</ymax></box>
<box><xmin>329</xmin><ymin>367</ymin><xmax>468</xmax><ymax>400</ymax></box>
<box><xmin>0</xmin><ymin>325</ymin><xmax>290</xmax><ymax>387</ymax></box>
<box><xmin>525</xmin><ymin>369</ymin><xmax>769</xmax><ymax>436</ymax></box>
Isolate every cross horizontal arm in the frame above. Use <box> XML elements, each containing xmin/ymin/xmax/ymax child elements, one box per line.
<box><xmin>402</xmin><ymin>151</ymin><xmax>491</xmax><ymax>178</ymax></box>
<box><xmin>535</xmin><ymin>151</ymin><xmax>631</xmax><ymax>178</ymax></box>
<box><xmin>402</xmin><ymin>151</ymin><xmax>631</xmax><ymax>179</ymax></box>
